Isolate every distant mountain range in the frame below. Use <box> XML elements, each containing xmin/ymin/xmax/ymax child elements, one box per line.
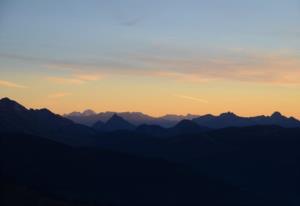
<box><xmin>1</xmin><ymin>98</ymin><xmax>300</xmax><ymax>139</ymax></box>
<box><xmin>65</xmin><ymin>108</ymin><xmax>300</xmax><ymax>128</ymax></box>
<box><xmin>64</xmin><ymin>110</ymin><xmax>179</xmax><ymax>127</ymax></box>
<box><xmin>0</xmin><ymin>98</ymin><xmax>211</xmax><ymax>144</ymax></box>
<box><xmin>1</xmin><ymin>97</ymin><xmax>300</xmax><ymax>144</ymax></box>
<box><xmin>192</xmin><ymin>111</ymin><xmax>300</xmax><ymax>128</ymax></box>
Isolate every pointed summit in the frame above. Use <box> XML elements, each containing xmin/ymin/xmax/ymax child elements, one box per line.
<box><xmin>101</xmin><ymin>114</ymin><xmax>135</xmax><ymax>131</ymax></box>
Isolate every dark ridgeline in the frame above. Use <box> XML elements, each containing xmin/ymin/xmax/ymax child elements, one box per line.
<box><xmin>1</xmin><ymin>97</ymin><xmax>300</xmax><ymax>206</ymax></box>
<box><xmin>0</xmin><ymin>98</ymin><xmax>96</xmax><ymax>146</ymax></box>
<box><xmin>65</xmin><ymin>108</ymin><xmax>300</xmax><ymax>129</ymax></box>
<box><xmin>192</xmin><ymin>111</ymin><xmax>300</xmax><ymax>128</ymax></box>
<box><xmin>65</xmin><ymin>110</ymin><xmax>177</xmax><ymax>127</ymax></box>
<box><xmin>93</xmin><ymin>114</ymin><xmax>136</xmax><ymax>132</ymax></box>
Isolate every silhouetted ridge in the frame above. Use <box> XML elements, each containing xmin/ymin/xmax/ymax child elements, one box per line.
<box><xmin>174</xmin><ymin>119</ymin><xmax>202</xmax><ymax>130</ymax></box>
<box><xmin>220</xmin><ymin>112</ymin><xmax>238</xmax><ymax>118</ymax></box>
<box><xmin>0</xmin><ymin>97</ymin><xmax>27</xmax><ymax>112</ymax></box>
<box><xmin>170</xmin><ymin>119</ymin><xmax>210</xmax><ymax>135</ymax></box>
<box><xmin>271</xmin><ymin>111</ymin><xmax>283</xmax><ymax>118</ymax></box>
<box><xmin>65</xmin><ymin>111</ymin><xmax>177</xmax><ymax>127</ymax></box>
<box><xmin>0</xmin><ymin>98</ymin><xmax>96</xmax><ymax>146</ymax></box>
<box><xmin>92</xmin><ymin>119</ymin><xmax>104</xmax><ymax>129</ymax></box>
<box><xmin>93</xmin><ymin>114</ymin><xmax>135</xmax><ymax>131</ymax></box>
<box><xmin>193</xmin><ymin>112</ymin><xmax>300</xmax><ymax>128</ymax></box>
<box><xmin>161</xmin><ymin>114</ymin><xmax>200</xmax><ymax>121</ymax></box>
<box><xmin>82</xmin><ymin>109</ymin><xmax>96</xmax><ymax>116</ymax></box>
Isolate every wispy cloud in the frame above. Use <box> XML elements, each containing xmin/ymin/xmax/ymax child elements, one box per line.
<box><xmin>47</xmin><ymin>77</ymin><xmax>85</xmax><ymax>85</ymax></box>
<box><xmin>3</xmin><ymin>49</ymin><xmax>300</xmax><ymax>85</ymax></box>
<box><xmin>48</xmin><ymin>92</ymin><xmax>71</xmax><ymax>99</ymax></box>
<box><xmin>0</xmin><ymin>80</ymin><xmax>28</xmax><ymax>89</ymax></box>
<box><xmin>134</xmin><ymin>50</ymin><xmax>300</xmax><ymax>85</ymax></box>
<box><xmin>47</xmin><ymin>73</ymin><xmax>102</xmax><ymax>85</ymax></box>
<box><xmin>174</xmin><ymin>94</ymin><xmax>208</xmax><ymax>103</ymax></box>
<box><xmin>73</xmin><ymin>74</ymin><xmax>102</xmax><ymax>81</ymax></box>
<box><xmin>43</xmin><ymin>49</ymin><xmax>300</xmax><ymax>85</ymax></box>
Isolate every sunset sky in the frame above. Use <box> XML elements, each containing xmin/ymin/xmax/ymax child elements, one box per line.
<box><xmin>0</xmin><ymin>0</ymin><xmax>299</xmax><ymax>118</ymax></box>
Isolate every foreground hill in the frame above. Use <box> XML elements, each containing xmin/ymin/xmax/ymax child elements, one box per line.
<box><xmin>0</xmin><ymin>97</ymin><xmax>96</xmax><ymax>146</ymax></box>
<box><xmin>93</xmin><ymin>125</ymin><xmax>300</xmax><ymax>206</ymax></box>
<box><xmin>1</xmin><ymin>133</ymin><xmax>257</xmax><ymax>206</ymax></box>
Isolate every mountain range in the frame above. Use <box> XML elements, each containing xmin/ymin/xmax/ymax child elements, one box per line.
<box><xmin>192</xmin><ymin>111</ymin><xmax>300</xmax><ymax>128</ymax></box>
<box><xmin>64</xmin><ymin>110</ymin><xmax>179</xmax><ymax>127</ymax></box>
<box><xmin>1</xmin><ymin>98</ymin><xmax>300</xmax><ymax>141</ymax></box>
<box><xmin>1</xmin><ymin>97</ymin><xmax>300</xmax><ymax>205</ymax></box>
<box><xmin>0</xmin><ymin>98</ymin><xmax>207</xmax><ymax>141</ymax></box>
<box><xmin>0</xmin><ymin>97</ymin><xmax>97</xmax><ymax>146</ymax></box>
<box><xmin>65</xmin><ymin>108</ymin><xmax>300</xmax><ymax>128</ymax></box>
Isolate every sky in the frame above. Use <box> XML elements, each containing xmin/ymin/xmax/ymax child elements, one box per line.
<box><xmin>0</xmin><ymin>0</ymin><xmax>299</xmax><ymax>118</ymax></box>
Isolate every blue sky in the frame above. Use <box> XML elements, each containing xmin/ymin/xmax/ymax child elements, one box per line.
<box><xmin>0</xmin><ymin>0</ymin><xmax>299</xmax><ymax>117</ymax></box>
<box><xmin>1</xmin><ymin>0</ymin><xmax>299</xmax><ymax>64</ymax></box>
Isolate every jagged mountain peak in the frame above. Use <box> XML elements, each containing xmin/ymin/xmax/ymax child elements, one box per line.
<box><xmin>93</xmin><ymin>113</ymin><xmax>135</xmax><ymax>132</ymax></box>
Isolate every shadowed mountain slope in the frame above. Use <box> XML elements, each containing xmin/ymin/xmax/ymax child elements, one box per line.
<box><xmin>0</xmin><ymin>97</ymin><xmax>96</xmax><ymax>146</ymax></box>
<box><xmin>192</xmin><ymin>112</ymin><xmax>300</xmax><ymax>128</ymax></box>
<box><xmin>65</xmin><ymin>111</ymin><xmax>177</xmax><ymax>127</ymax></box>
<box><xmin>93</xmin><ymin>114</ymin><xmax>136</xmax><ymax>131</ymax></box>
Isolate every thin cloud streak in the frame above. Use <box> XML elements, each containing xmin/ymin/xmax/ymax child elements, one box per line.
<box><xmin>136</xmin><ymin>51</ymin><xmax>300</xmax><ymax>85</ymax></box>
<box><xmin>44</xmin><ymin>50</ymin><xmax>300</xmax><ymax>85</ymax></box>
<box><xmin>47</xmin><ymin>77</ymin><xmax>85</xmax><ymax>85</ymax></box>
<box><xmin>174</xmin><ymin>94</ymin><xmax>208</xmax><ymax>103</ymax></box>
<box><xmin>0</xmin><ymin>80</ymin><xmax>28</xmax><ymax>89</ymax></box>
<box><xmin>48</xmin><ymin>92</ymin><xmax>72</xmax><ymax>99</ymax></box>
<box><xmin>2</xmin><ymin>49</ymin><xmax>299</xmax><ymax>85</ymax></box>
<box><xmin>47</xmin><ymin>74</ymin><xmax>102</xmax><ymax>85</ymax></box>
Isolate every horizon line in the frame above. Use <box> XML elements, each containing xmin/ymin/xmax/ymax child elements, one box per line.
<box><xmin>1</xmin><ymin>97</ymin><xmax>299</xmax><ymax>120</ymax></box>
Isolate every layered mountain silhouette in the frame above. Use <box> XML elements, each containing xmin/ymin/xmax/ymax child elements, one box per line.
<box><xmin>160</xmin><ymin>113</ymin><xmax>200</xmax><ymax>121</ymax></box>
<box><xmin>93</xmin><ymin>114</ymin><xmax>136</xmax><ymax>131</ymax></box>
<box><xmin>171</xmin><ymin>119</ymin><xmax>210</xmax><ymax>134</ymax></box>
<box><xmin>192</xmin><ymin>111</ymin><xmax>300</xmax><ymax>128</ymax></box>
<box><xmin>65</xmin><ymin>110</ymin><xmax>181</xmax><ymax>127</ymax></box>
<box><xmin>2</xmin><ymin>97</ymin><xmax>300</xmax><ymax>137</ymax></box>
<box><xmin>0</xmin><ymin>97</ymin><xmax>96</xmax><ymax>146</ymax></box>
<box><xmin>65</xmin><ymin>107</ymin><xmax>300</xmax><ymax>128</ymax></box>
<box><xmin>2</xmin><ymin>97</ymin><xmax>300</xmax><ymax>205</ymax></box>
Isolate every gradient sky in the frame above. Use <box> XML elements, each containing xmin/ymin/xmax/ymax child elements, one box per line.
<box><xmin>0</xmin><ymin>0</ymin><xmax>299</xmax><ymax>118</ymax></box>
